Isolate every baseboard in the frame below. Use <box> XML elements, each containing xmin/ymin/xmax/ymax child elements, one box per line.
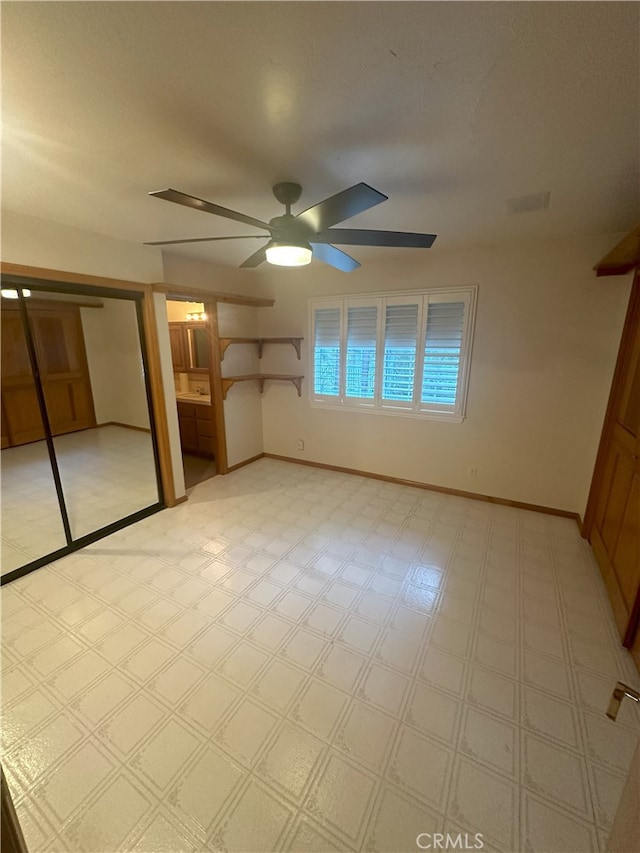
<box><xmin>174</xmin><ymin>494</ymin><xmax>189</xmax><ymax>505</ymax></box>
<box><xmin>97</xmin><ymin>422</ymin><xmax>151</xmax><ymax>433</ymax></box>
<box><xmin>226</xmin><ymin>453</ymin><xmax>265</xmax><ymax>473</ymax></box>
<box><xmin>262</xmin><ymin>453</ymin><xmax>580</xmax><ymax>521</ymax></box>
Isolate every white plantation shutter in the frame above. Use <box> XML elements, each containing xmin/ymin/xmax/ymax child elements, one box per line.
<box><xmin>310</xmin><ymin>287</ymin><xmax>476</xmax><ymax>420</ymax></box>
<box><xmin>382</xmin><ymin>303</ymin><xmax>419</xmax><ymax>402</ymax></box>
<box><xmin>346</xmin><ymin>305</ymin><xmax>377</xmax><ymax>399</ymax></box>
<box><xmin>421</xmin><ymin>300</ymin><xmax>465</xmax><ymax>408</ymax></box>
<box><xmin>313</xmin><ymin>307</ymin><xmax>341</xmax><ymax>396</ymax></box>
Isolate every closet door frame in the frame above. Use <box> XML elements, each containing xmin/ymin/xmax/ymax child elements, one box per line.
<box><xmin>0</xmin><ymin>271</ymin><xmax>169</xmax><ymax>585</ymax></box>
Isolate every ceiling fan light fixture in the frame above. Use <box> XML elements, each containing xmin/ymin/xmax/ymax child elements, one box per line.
<box><xmin>265</xmin><ymin>240</ymin><xmax>312</xmax><ymax>267</ymax></box>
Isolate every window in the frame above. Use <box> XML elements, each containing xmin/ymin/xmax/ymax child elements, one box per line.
<box><xmin>310</xmin><ymin>287</ymin><xmax>477</xmax><ymax>421</ymax></box>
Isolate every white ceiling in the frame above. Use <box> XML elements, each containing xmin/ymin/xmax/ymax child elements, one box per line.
<box><xmin>2</xmin><ymin>1</ymin><xmax>638</xmax><ymax>270</ymax></box>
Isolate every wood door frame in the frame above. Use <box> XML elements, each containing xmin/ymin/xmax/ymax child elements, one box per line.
<box><xmin>1</xmin><ymin>262</ymin><xmax>178</xmax><ymax>506</ymax></box>
<box><xmin>582</xmin><ymin>268</ymin><xmax>640</xmax><ymax>538</ymax></box>
<box><xmin>204</xmin><ymin>300</ymin><xmax>228</xmax><ymax>474</ymax></box>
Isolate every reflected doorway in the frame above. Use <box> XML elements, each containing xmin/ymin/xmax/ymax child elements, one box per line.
<box><xmin>1</xmin><ymin>279</ymin><xmax>164</xmax><ymax>582</ymax></box>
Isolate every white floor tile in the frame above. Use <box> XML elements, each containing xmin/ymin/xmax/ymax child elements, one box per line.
<box><xmin>2</xmin><ymin>457</ymin><xmax>637</xmax><ymax>852</ymax></box>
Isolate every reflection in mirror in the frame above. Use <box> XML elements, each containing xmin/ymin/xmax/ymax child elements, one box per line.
<box><xmin>188</xmin><ymin>325</ymin><xmax>210</xmax><ymax>369</ymax></box>
<box><xmin>1</xmin><ymin>441</ymin><xmax>67</xmax><ymax>574</ymax></box>
<box><xmin>1</xmin><ymin>300</ymin><xmax>66</xmax><ymax>574</ymax></box>
<box><xmin>27</xmin><ymin>292</ymin><xmax>160</xmax><ymax>541</ymax></box>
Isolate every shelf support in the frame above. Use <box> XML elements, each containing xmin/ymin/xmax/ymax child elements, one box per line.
<box><xmin>220</xmin><ymin>374</ymin><xmax>304</xmax><ymax>399</ymax></box>
<box><xmin>219</xmin><ymin>337</ymin><xmax>303</xmax><ymax>361</ymax></box>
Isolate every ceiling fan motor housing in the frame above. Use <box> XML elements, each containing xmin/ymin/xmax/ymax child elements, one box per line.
<box><xmin>268</xmin><ymin>213</ymin><xmax>312</xmax><ymax>243</ymax></box>
<box><xmin>272</xmin><ymin>182</ymin><xmax>303</xmax><ymax>207</ymax></box>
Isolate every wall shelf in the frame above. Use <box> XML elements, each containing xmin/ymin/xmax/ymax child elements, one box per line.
<box><xmin>221</xmin><ymin>374</ymin><xmax>304</xmax><ymax>399</ymax></box>
<box><xmin>219</xmin><ymin>337</ymin><xmax>303</xmax><ymax>361</ymax></box>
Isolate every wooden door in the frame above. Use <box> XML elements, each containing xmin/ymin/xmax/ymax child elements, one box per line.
<box><xmin>29</xmin><ymin>306</ymin><xmax>96</xmax><ymax>436</ymax></box>
<box><xmin>1</xmin><ymin>399</ymin><xmax>10</xmax><ymax>449</ymax></box>
<box><xmin>585</xmin><ymin>270</ymin><xmax>640</xmax><ymax>650</ymax></box>
<box><xmin>1</xmin><ymin>302</ymin><xmax>96</xmax><ymax>447</ymax></box>
<box><xmin>0</xmin><ymin>307</ymin><xmax>45</xmax><ymax>445</ymax></box>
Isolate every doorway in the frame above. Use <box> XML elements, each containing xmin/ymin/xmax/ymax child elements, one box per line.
<box><xmin>1</xmin><ymin>277</ymin><xmax>164</xmax><ymax>583</ymax></box>
<box><xmin>166</xmin><ymin>300</ymin><xmax>218</xmax><ymax>489</ymax></box>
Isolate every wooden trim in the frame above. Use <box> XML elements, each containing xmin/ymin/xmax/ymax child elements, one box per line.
<box><xmin>1</xmin><ymin>767</ymin><xmax>28</xmax><ymax>853</ymax></box>
<box><xmin>97</xmin><ymin>422</ymin><xmax>152</xmax><ymax>433</ymax></box>
<box><xmin>583</xmin><ymin>269</ymin><xmax>640</xmax><ymax>537</ymax></box>
<box><xmin>262</xmin><ymin>454</ymin><xmax>581</xmax><ymax>520</ymax></box>
<box><xmin>594</xmin><ymin>224</ymin><xmax>640</xmax><ymax>277</ymax></box>
<box><xmin>0</xmin><ymin>296</ymin><xmax>103</xmax><ymax>310</ymax></box>
<box><xmin>174</xmin><ymin>494</ymin><xmax>189</xmax><ymax>505</ymax></box>
<box><xmin>141</xmin><ymin>290</ymin><xmax>177</xmax><ymax>506</ymax></box>
<box><xmin>226</xmin><ymin>452</ymin><xmax>265</xmax><ymax>472</ymax></box>
<box><xmin>153</xmin><ymin>281</ymin><xmax>274</xmax><ymax>307</ymax></box>
<box><xmin>205</xmin><ymin>301</ymin><xmax>228</xmax><ymax>474</ymax></box>
<box><xmin>1</xmin><ymin>262</ymin><xmax>151</xmax><ymax>293</ymax></box>
<box><xmin>0</xmin><ymin>262</ymin><xmax>179</xmax><ymax>508</ymax></box>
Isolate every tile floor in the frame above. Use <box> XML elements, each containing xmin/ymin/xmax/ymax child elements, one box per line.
<box><xmin>1</xmin><ymin>458</ymin><xmax>639</xmax><ymax>852</ymax></box>
<box><xmin>1</xmin><ymin>426</ymin><xmax>160</xmax><ymax>575</ymax></box>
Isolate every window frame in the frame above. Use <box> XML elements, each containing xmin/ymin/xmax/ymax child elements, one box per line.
<box><xmin>309</xmin><ymin>286</ymin><xmax>477</xmax><ymax>423</ymax></box>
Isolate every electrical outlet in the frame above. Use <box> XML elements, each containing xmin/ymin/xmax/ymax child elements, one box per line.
<box><xmin>297</xmin><ymin>439</ymin><xmax>305</xmax><ymax>451</ymax></box>
<box><xmin>468</xmin><ymin>467</ymin><xmax>478</xmax><ymax>478</ymax></box>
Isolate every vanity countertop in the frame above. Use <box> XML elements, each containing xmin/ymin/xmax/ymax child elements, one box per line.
<box><xmin>176</xmin><ymin>392</ymin><xmax>212</xmax><ymax>406</ymax></box>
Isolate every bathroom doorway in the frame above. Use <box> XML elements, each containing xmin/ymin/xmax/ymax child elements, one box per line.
<box><xmin>166</xmin><ymin>300</ymin><xmax>219</xmax><ymax>489</ymax></box>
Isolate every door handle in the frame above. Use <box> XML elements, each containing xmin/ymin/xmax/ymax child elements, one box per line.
<box><xmin>606</xmin><ymin>681</ymin><xmax>640</xmax><ymax>721</ymax></box>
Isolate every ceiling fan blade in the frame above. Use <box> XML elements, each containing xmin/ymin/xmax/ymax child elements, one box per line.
<box><xmin>239</xmin><ymin>245</ymin><xmax>268</xmax><ymax>269</ymax></box>
<box><xmin>150</xmin><ymin>188</ymin><xmax>271</xmax><ymax>231</ymax></box>
<box><xmin>296</xmin><ymin>183</ymin><xmax>387</xmax><ymax>232</ymax></box>
<box><xmin>313</xmin><ymin>229</ymin><xmax>437</xmax><ymax>249</ymax></box>
<box><xmin>144</xmin><ymin>235</ymin><xmax>267</xmax><ymax>246</ymax></box>
<box><xmin>310</xmin><ymin>242</ymin><xmax>361</xmax><ymax>273</ymax></box>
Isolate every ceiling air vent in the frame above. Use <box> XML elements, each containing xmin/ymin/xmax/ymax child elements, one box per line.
<box><xmin>506</xmin><ymin>191</ymin><xmax>551</xmax><ymax>214</ymax></box>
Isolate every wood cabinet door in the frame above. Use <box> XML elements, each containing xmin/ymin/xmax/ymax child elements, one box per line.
<box><xmin>178</xmin><ymin>414</ymin><xmax>198</xmax><ymax>452</ymax></box>
<box><xmin>586</xmin><ymin>271</ymin><xmax>640</xmax><ymax>648</ymax></box>
<box><xmin>169</xmin><ymin>324</ymin><xmax>188</xmax><ymax>372</ymax></box>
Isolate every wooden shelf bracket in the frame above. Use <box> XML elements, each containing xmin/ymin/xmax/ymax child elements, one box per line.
<box><xmin>219</xmin><ymin>337</ymin><xmax>303</xmax><ymax>361</ymax></box>
<box><xmin>221</xmin><ymin>374</ymin><xmax>304</xmax><ymax>399</ymax></box>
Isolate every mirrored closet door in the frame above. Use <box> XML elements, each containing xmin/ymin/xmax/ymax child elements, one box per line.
<box><xmin>1</xmin><ymin>279</ymin><xmax>164</xmax><ymax>582</ymax></box>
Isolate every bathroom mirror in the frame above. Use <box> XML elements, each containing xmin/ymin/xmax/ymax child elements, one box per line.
<box><xmin>187</xmin><ymin>325</ymin><xmax>210</xmax><ymax>370</ymax></box>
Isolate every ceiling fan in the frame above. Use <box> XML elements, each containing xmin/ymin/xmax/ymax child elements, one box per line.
<box><xmin>145</xmin><ymin>182</ymin><xmax>436</xmax><ymax>272</ymax></box>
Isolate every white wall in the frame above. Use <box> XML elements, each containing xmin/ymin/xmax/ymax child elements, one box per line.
<box><xmin>218</xmin><ymin>303</ymin><xmax>264</xmax><ymax>468</ymax></box>
<box><xmin>2</xmin><ymin>209</ymin><xmax>163</xmax><ymax>282</ymax></box>
<box><xmin>162</xmin><ymin>251</ymin><xmax>270</xmax><ymax>299</ymax></box>
<box><xmin>257</xmin><ymin>235</ymin><xmax>632</xmax><ymax>515</ymax></box>
<box><xmin>5</xmin><ymin>211</ymin><xmax>629</xmax><ymax>514</ymax></box>
<box><xmin>80</xmin><ymin>299</ymin><xmax>151</xmax><ymax>429</ymax></box>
